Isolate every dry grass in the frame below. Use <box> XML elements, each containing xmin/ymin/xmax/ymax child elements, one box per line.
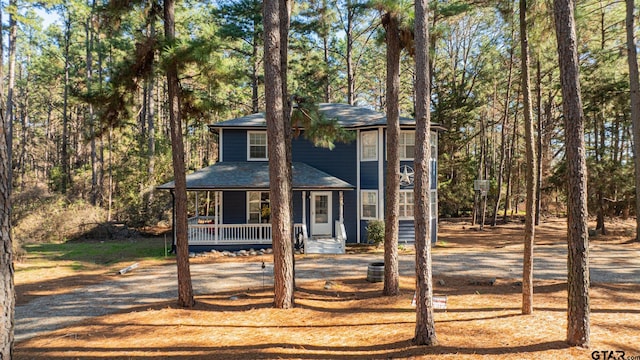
<box><xmin>14</xmin><ymin>276</ymin><xmax>640</xmax><ymax>359</ymax></box>
<box><xmin>13</xmin><ymin>217</ymin><xmax>640</xmax><ymax>359</ymax></box>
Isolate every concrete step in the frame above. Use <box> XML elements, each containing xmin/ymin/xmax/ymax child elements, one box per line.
<box><xmin>305</xmin><ymin>238</ymin><xmax>344</xmax><ymax>254</ymax></box>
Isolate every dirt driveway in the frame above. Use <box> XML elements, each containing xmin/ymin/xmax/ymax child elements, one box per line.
<box><xmin>15</xmin><ymin>226</ymin><xmax>640</xmax><ymax>343</ymax></box>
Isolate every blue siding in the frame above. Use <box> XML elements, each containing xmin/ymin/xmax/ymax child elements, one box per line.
<box><xmin>360</xmin><ymin>162</ymin><xmax>378</xmax><ymax>189</ymax></box>
<box><xmin>291</xmin><ymin>135</ymin><xmax>357</xmax><ymax>184</ymax></box>
<box><xmin>360</xmin><ymin>219</ymin><xmax>372</xmax><ymax>244</ymax></box>
<box><xmin>292</xmin><ymin>191</ymin><xmax>303</xmax><ymax>223</ymax></box>
<box><xmin>399</xmin><ymin>220</ymin><xmax>414</xmax><ymax>243</ymax></box>
<box><xmin>222</xmin><ymin>130</ymin><xmax>248</xmax><ymax>162</ymax></box>
<box><xmin>223</xmin><ymin>191</ymin><xmax>246</xmax><ymax>223</ymax></box>
<box><xmin>342</xmin><ymin>191</ymin><xmax>357</xmax><ymax>242</ymax></box>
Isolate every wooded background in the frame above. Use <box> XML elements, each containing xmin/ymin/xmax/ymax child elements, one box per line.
<box><xmin>4</xmin><ymin>0</ymin><xmax>638</xmax><ymax>245</ymax></box>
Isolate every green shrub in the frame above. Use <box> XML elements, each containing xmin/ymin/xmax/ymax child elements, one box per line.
<box><xmin>366</xmin><ymin>219</ymin><xmax>385</xmax><ymax>246</ymax></box>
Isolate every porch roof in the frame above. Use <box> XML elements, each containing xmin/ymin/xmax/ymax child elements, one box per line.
<box><xmin>157</xmin><ymin>162</ymin><xmax>355</xmax><ymax>191</ymax></box>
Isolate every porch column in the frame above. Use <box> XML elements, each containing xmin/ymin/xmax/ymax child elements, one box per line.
<box><xmin>302</xmin><ymin>191</ymin><xmax>306</xmax><ymax>226</ymax></box>
<box><xmin>195</xmin><ymin>192</ymin><xmax>199</xmax><ymax>218</ymax></box>
<box><xmin>171</xmin><ymin>191</ymin><xmax>177</xmax><ymax>253</ymax></box>
<box><xmin>339</xmin><ymin>191</ymin><xmax>344</xmax><ymax>223</ymax></box>
<box><xmin>214</xmin><ymin>191</ymin><xmax>219</xmax><ymax>244</ymax></box>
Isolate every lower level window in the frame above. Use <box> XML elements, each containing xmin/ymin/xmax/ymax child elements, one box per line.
<box><xmin>248</xmin><ymin>191</ymin><xmax>270</xmax><ymax>223</ymax></box>
<box><xmin>399</xmin><ymin>190</ymin><xmax>414</xmax><ymax>219</ymax></box>
<box><xmin>361</xmin><ymin>190</ymin><xmax>378</xmax><ymax>219</ymax></box>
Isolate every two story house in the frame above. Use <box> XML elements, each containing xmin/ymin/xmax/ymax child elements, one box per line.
<box><xmin>158</xmin><ymin>103</ymin><xmax>441</xmax><ymax>254</ymax></box>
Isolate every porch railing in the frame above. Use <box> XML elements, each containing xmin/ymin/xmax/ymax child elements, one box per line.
<box><xmin>187</xmin><ymin>217</ymin><xmax>308</xmax><ymax>246</ymax></box>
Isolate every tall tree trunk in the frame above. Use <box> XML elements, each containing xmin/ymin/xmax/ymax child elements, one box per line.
<box><xmin>0</xmin><ymin>30</ymin><xmax>16</xmax><ymax>359</ymax></box>
<box><xmin>535</xmin><ymin>57</ymin><xmax>543</xmax><ymax>225</ymax></box>
<box><xmin>251</xmin><ymin>0</ymin><xmax>260</xmax><ymax>114</ymax></box>
<box><xmin>61</xmin><ymin>10</ymin><xmax>72</xmax><ymax>193</ymax></box>
<box><xmin>478</xmin><ymin>115</ymin><xmax>487</xmax><ymax>230</ymax></box>
<box><xmin>346</xmin><ymin>0</ymin><xmax>355</xmax><ymax>105</ymax></box>
<box><xmin>147</xmin><ymin>67</ymin><xmax>156</xmax><ymax>212</ymax></box>
<box><xmin>18</xmin><ymin>64</ymin><xmax>29</xmax><ymax>191</ymax></box>
<box><xmin>264</xmin><ymin>0</ymin><xmax>294</xmax><ymax>309</ymax></box>
<box><xmin>96</xmin><ymin>32</ymin><xmax>105</xmax><ymax>206</ymax></box>
<box><xmin>165</xmin><ymin>0</ymin><xmax>195</xmax><ymax>308</ymax></box>
<box><xmin>553</xmin><ymin>0</ymin><xmax>590</xmax><ymax>347</ymax></box>
<box><xmin>323</xmin><ymin>34</ymin><xmax>331</xmax><ymax>103</ymax></box>
<box><xmin>492</xmin><ymin>14</ymin><xmax>515</xmax><ymax>226</ymax></box>
<box><xmin>626</xmin><ymin>0</ymin><xmax>640</xmax><ymax>243</ymax></box>
<box><xmin>413</xmin><ymin>0</ymin><xmax>437</xmax><ymax>346</ymax></box>
<box><xmin>107</xmin><ymin>127</ymin><xmax>113</xmax><ymax>221</ymax></box>
<box><xmin>0</xmin><ymin>8</ymin><xmax>12</xmax><ymax>355</ymax></box>
<box><xmin>86</xmin><ymin>3</ymin><xmax>99</xmax><ymax>205</ymax></box>
<box><xmin>251</xmin><ymin>31</ymin><xmax>260</xmax><ymax>113</ymax></box>
<box><xmin>0</xmin><ymin>5</ymin><xmax>3</xmax><ymax>107</ymax></box>
<box><xmin>382</xmin><ymin>12</ymin><xmax>400</xmax><ymax>297</ymax></box>
<box><xmin>6</xmin><ymin>0</ymin><xmax>17</xmax><ymax>187</ymax></box>
<box><xmin>281</xmin><ymin>0</ymin><xmax>295</xmax><ymax>303</ymax></box>
<box><xmin>0</xmin><ymin>99</ymin><xmax>14</xmax><ymax>359</ymax></box>
<box><xmin>520</xmin><ymin>0</ymin><xmax>537</xmax><ymax>316</ymax></box>
<box><xmin>503</xmin><ymin>89</ymin><xmax>520</xmax><ymax>222</ymax></box>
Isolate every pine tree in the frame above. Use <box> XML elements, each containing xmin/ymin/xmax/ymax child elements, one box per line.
<box><xmin>553</xmin><ymin>0</ymin><xmax>590</xmax><ymax>347</ymax></box>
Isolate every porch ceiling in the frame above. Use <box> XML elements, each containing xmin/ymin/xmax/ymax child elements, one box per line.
<box><xmin>157</xmin><ymin>162</ymin><xmax>355</xmax><ymax>191</ymax></box>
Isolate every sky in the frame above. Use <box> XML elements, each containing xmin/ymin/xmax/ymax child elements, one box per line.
<box><xmin>35</xmin><ymin>7</ymin><xmax>61</xmax><ymax>28</ymax></box>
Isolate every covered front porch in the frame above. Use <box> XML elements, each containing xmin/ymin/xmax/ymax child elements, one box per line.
<box><xmin>157</xmin><ymin>162</ymin><xmax>354</xmax><ymax>254</ymax></box>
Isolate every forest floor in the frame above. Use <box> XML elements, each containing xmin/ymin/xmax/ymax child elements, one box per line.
<box><xmin>13</xmin><ymin>216</ymin><xmax>640</xmax><ymax>359</ymax></box>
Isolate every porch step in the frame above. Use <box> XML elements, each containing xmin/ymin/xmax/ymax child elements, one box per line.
<box><xmin>305</xmin><ymin>238</ymin><xmax>344</xmax><ymax>254</ymax></box>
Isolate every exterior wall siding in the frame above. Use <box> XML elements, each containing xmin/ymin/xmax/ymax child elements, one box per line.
<box><xmin>360</xmin><ymin>162</ymin><xmax>378</xmax><ymax>189</ymax></box>
<box><xmin>398</xmin><ymin>220</ymin><xmax>414</xmax><ymax>243</ymax></box>
<box><xmin>222</xmin><ymin>129</ymin><xmax>248</xmax><ymax>162</ymax></box>
<box><xmin>292</xmin><ymin>191</ymin><xmax>303</xmax><ymax>224</ymax></box>
<box><xmin>291</xmin><ymin>135</ymin><xmax>357</xmax><ymax>184</ymax></box>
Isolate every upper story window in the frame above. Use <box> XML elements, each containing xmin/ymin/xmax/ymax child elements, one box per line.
<box><xmin>248</xmin><ymin>131</ymin><xmax>268</xmax><ymax>160</ymax></box>
<box><xmin>361</xmin><ymin>131</ymin><xmax>377</xmax><ymax>161</ymax></box>
<box><xmin>399</xmin><ymin>131</ymin><xmax>415</xmax><ymax>160</ymax></box>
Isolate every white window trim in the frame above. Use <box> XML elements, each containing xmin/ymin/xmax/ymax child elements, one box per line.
<box><xmin>247</xmin><ymin>131</ymin><xmax>268</xmax><ymax>161</ymax></box>
<box><xmin>361</xmin><ymin>190</ymin><xmax>378</xmax><ymax>220</ymax></box>
<box><xmin>399</xmin><ymin>189</ymin><xmax>414</xmax><ymax>220</ymax></box>
<box><xmin>360</xmin><ymin>131</ymin><xmax>378</xmax><ymax>161</ymax></box>
<box><xmin>399</xmin><ymin>131</ymin><xmax>415</xmax><ymax>161</ymax></box>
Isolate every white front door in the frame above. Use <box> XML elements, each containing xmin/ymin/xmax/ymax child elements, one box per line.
<box><xmin>311</xmin><ymin>192</ymin><xmax>332</xmax><ymax>236</ymax></box>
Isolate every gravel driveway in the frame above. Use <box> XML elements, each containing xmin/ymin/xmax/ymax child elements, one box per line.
<box><xmin>15</xmin><ymin>241</ymin><xmax>640</xmax><ymax>342</ymax></box>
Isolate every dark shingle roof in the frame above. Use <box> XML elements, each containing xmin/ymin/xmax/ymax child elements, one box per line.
<box><xmin>157</xmin><ymin>162</ymin><xmax>354</xmax><ymax>191</ymax></box>
<box><xmin>208</xmin><ymin>103</ymin><xmax>418</xmax><ymax>130</ymax></box>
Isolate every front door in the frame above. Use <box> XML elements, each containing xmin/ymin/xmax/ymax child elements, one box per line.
<box><xmin>311</xmin><ymin>192</ymin><xmax>332</xmax><ymax>236</ymax></box>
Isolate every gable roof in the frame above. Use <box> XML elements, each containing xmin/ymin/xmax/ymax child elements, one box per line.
<box><xmin>208</xmin><ymin>103</ymin><xmax>443</xmax><ymax>131</ymax></box>
<box><xmin>157</xmin><ymin>162</ymin><xmax>354</xmax><ymax>191</ymax></box>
